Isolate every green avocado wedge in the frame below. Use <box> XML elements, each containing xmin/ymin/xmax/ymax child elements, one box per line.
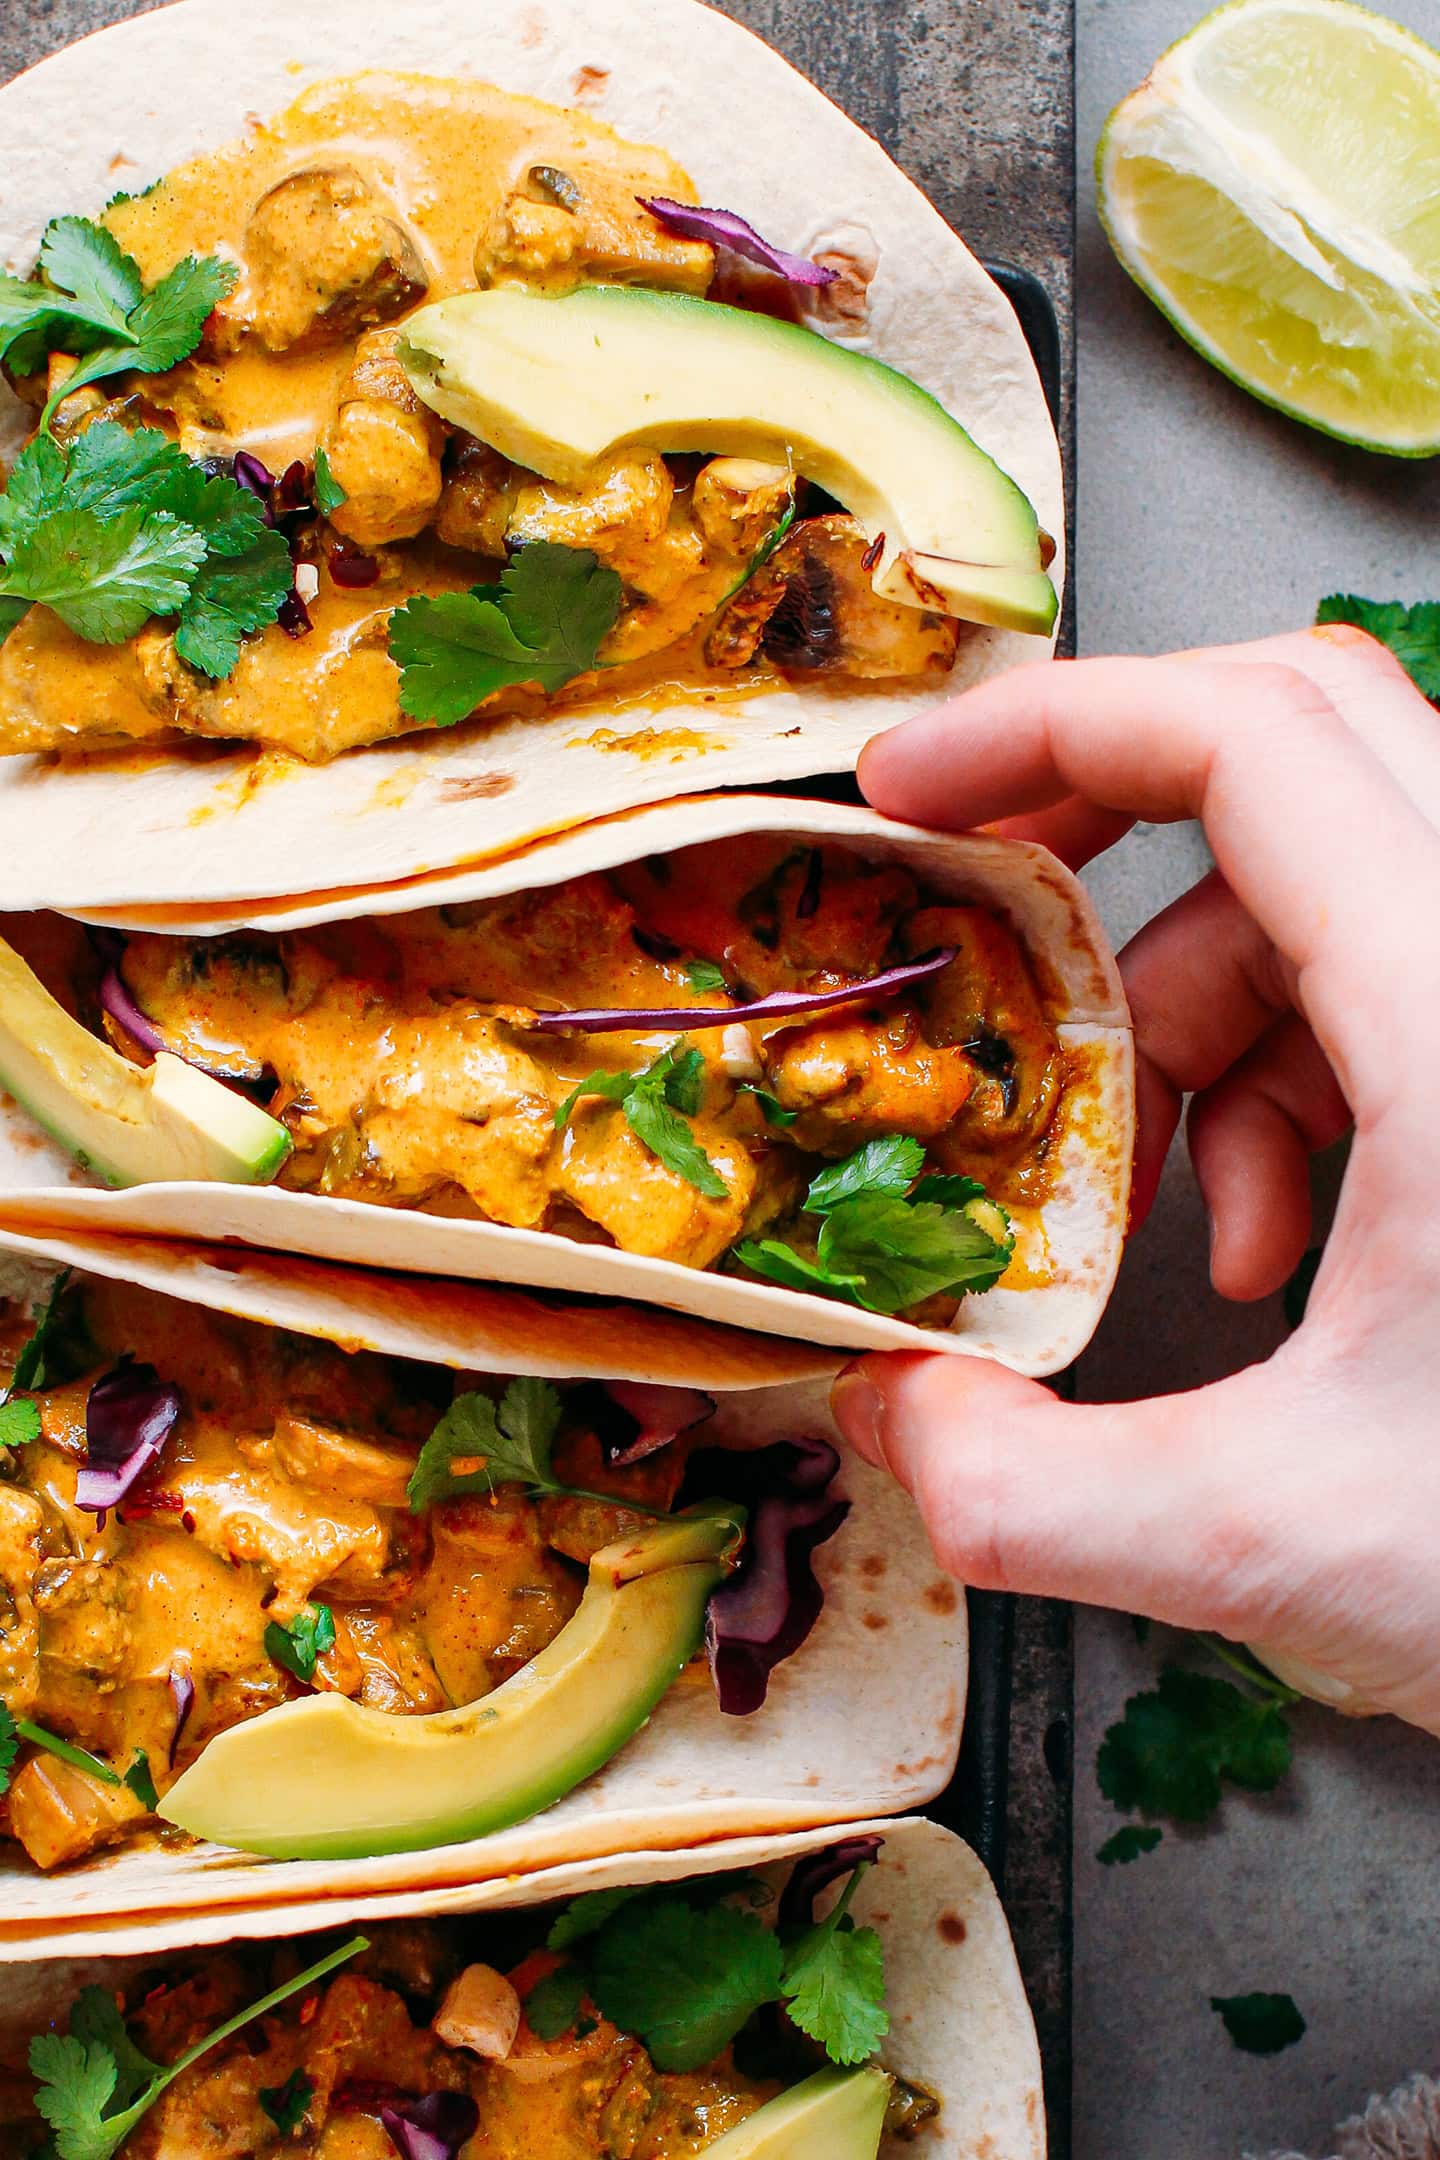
<box><xmin>0</xmin><ymin>935</ymin><xmax>290</xmax><ymax>1188</ymax></box>
<box><xmin>704</xmin><ymin>2067</ymin><xmax>893</xmax><ymax>2159</ymax></box>
<box><xmin>400</xmin><ymin>285</ymin><xmax>1057</xmax><ymax>637</ymax></box>
<box><xmin>159</xmin><ymin>1504</ymin><xmax>744</xmax><ymax>1861</ymax></box>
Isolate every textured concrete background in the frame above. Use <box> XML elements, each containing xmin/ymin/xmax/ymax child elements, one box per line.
<box><xmin>1075</xmin><ymin>4</ymin><xmax>1440</xmax><ymax>2157</ymax></box>
<box><xmin>3</xmin><ymin>4</ymin><xmax>1438</xmax><ymax>2157</ymax></box>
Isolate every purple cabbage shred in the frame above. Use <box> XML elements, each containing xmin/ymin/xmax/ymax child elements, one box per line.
<box><xmin>380</xmin><ymin>2093</ymin><xmax>481</xmax><ymax>2160</ymax></box>
<box><xmin>168</xmin><ymin>1668</ymin><xmax>195</xmax><ymax>1765</ymax></box>
<box><xmin>778</xmin><ymin>1834</ymin><xmax>885</xmax><ymax>1932</ymax></box>
<box><xmin>524</xmin><ymin>947</ymin><xmax>955</xmax><ymax>1035</ymax></box>
<box><xmin>75</xmin><ymin>1359</ymin><xmax>183</xmax><ymax>1517</ymax></box>
<box><xmin>590</xmin><ymin>1381</ymin><xmax>716</xmax><ymax>1466</ymax></box>
<box><xmin>638</xmin><ymin>198</ymin><xmax>839</xmax><ymax>287</ymax></box>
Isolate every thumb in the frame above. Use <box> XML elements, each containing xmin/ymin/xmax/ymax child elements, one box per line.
<box><xmin>830</xmin><ymin>1350</ymin><xmax>1286</xmax><ymax>1638</ymax></box>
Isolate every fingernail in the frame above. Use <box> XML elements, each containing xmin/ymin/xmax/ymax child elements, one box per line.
<box><xmin>830</xmin><ymin>1360</ymin><xmax>887</xmax><ymax>1469</ymax></box>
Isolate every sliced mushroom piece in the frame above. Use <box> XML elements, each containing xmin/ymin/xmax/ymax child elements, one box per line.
<box><xmin>692</xmin><ymin>456</ymin><xmax>793</xmax><ymax>558</ymax></box>
<box><xmin>433</xmin><ymin>1963</ymin><xmax>523</xmax><ymax>2060</ymax></box>
<box><xmin>435</xmin><ymin>438</ymin><xmax>521</xmax><ymax>557</ymax></box>
<box><xmin>241</xmin><ymin>164</ymin><xmax>428</xmax><ymax>354</ymax></box>
<box><xmin>475</xmin><ymin>164</ymin><xmax>713</xmax><ymax>295</ymax></box>
<box><xmin>706</xmin><ymin>513</ymin><xmax>960</xmax><ymax>678</ymax></box>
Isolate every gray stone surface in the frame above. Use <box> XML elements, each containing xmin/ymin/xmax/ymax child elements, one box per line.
<box><xmin>1075</xmin><ymin>4</ymin><xmax>1440</xmax><ymax>2157</ymax></box>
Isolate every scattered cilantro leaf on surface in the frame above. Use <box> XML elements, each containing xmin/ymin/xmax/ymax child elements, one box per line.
<box><xmin>0</xmin><ymin>506</ymin><xmax>206</xmax><ymax>642</ymax></box>
<box><xmin>311</xmin><ymin>446</ymin><xmax>347</xmax><ymax>517</ymax></box>
<box><xmin>0</xmin><ymin>1396</ymin><xmax>41</xmax><ymax>1448</ymax></box>
<box><xmin>685</xmin><ymin>960</ymin><xmax>728</xmax><ymax>994</ymax></box>
<box><xmin>1316</xmin><ymin>595</ymin><xmax>1440</xmax><ymax>702</ymax></box>
<box><xmin>264</xmin><ymin>1603</ymin><xmax>336</xmax><ymax>1684</ymax></box>
<box><xmin>731</xmin><ymin>1237</ymin><xmax>865</xmax><ymax>1301</ymax></box>
<box><xmin>1096</xmin><ymin>1823</ymin><xmax>1163</xmax><ymax>1866</ymax></box>
<box><xmin>174</xmin><ymin>530</ymin><xmax>294</xmax><ymax>676</ymax></box>
<box><xmin>259</xmin><ymin>2068</ymin><xmax>314</xmax><ymax>2134</ymax></box>
<box><xmin>739</xmin><ymin>1083</ymin><xmax>797</xmax><ymax>1127</ymax></box>
<box><xmin>390</xmin><ymin>541</ymin><xmax>622</xmax><ymax>724</ymax></box>
<box><xmin>38</xmin><ymin>219</ymin><xmax>141</xmax><ymax>334</ymax></box>
<box><xmin>590</xmin><ymin>1899</ymin><xmax>784</xmax><ymax>2073</ymax></box>
<box><xmin>911</xmin><ymin>1172</ymin><xmax>987</xmax><ymax>1207</ymax></box>
<box><xmin>29</xmin><ymin>1936</ymin><xmax>365</xmax><ymax>2160</ymax></box>
<box><xmin>11</xmin><ymin>1268</ymin><xmax>84</xmax><ymax>1395</ymax></box>
<box><xmin>779</xmin><ymin>1866</ymin><xmax>888</xmax><ymax>2066</ymax></box>
<box><xmin>408</xmin><ymin>1378</ymin><xmax>648</xmax><ymax>1520</ymax></box>
<box><xmin>122</xmin><ymin>1752</ymin><xmax>159</xmax><ymax>1811</ymax></box>
<box><xmin>556</xmin><ymin>1042</ymin><xmax>727</xmax><ymax>1199</ymax></box>
<box><xmin>1210</xmin><ymin>1991</ymin><xmax>1306</xmax><ymax>2056</ymax></box>
<box><xmin>548</xmin><ymin>1884</ymin><xmax>648</xmax><ymax>1951</ymax></box>
<box><xmin>806</xmin><ymin>1136</ymin><xmax>926</xmax><ymax>1211</ymax></box>
<box><xmin>1097</xmin><ymin>1668</ymin><xmax>1292</xmax><ymax>1826</ymax></box>
<box><xmin>525</xmin><ymin>1964</ymin><xmax>590</xmax><ymax>2041</ymax></box>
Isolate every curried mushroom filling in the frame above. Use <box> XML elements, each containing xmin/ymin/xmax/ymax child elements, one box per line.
<box><xmin>0</xmin><ymin>75</ymin><xmax>961</xmax><ymax>764</ymax></box>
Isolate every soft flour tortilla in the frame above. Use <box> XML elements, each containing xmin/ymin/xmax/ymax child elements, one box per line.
<box><xmin>0</xmin><ymin>1244</ymin><xmax>965</xmax><ymax>1953</ymax></box>
<box><xmin>0</xmin><ymin>0</ymin><xmax>1062</xmax><ymax>914</ymax></box>
<box><xmin>0</xmin><ymin>799</ymin><xmax>1133</xmax><ymax>1370</ymax></box>
<box><xmin>0</xmin><ymin>1820</ymin><xmax>1045</xmax><ymax>2160</ymax></box>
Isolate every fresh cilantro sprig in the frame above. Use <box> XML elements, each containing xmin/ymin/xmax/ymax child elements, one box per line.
<box><xmin>1316</xmin><ymin>594</ymin><xmax>1440</xmax><ymax>702</ymax></box>
<box><xmin>735</xmin><ymin>1134</ymin><xmax>1012</xmax><ymax>1314</ymax></box>
<box><xmin>740</xmin><ymin>1083</ymin><xmax>797</xmax><ymax>1128</ymax></box>
<box><xmin>0</xmin><ymin>1703</ymin><xmax>135</xmax><ymax>1799</ymax></box>
<box><xmin>0</xmin><ymin>423</ymin><xmax>290</xmax><ymax>670</ymax></box>
<box><xmin>389</xmin><ymin>541</ymin><xmax>622</xmax><ymax>725</ymax></box>
<box><xmin>1210</xmin><ymin>1991</ymin><xmax>1306</xmax><ymax>2056</ymax></box>
<box><xmin>557</xmin><ymin>1041</ymin><xmax>728</xmax><ymax>1200</ymax></box>
<box><xmin>407</xmin><ymin>1376</ymin><xmax>666</xmax><ymax>1519</ymax></box>
<box><xmin>259</xmin><ymin>2067</ymin><xmax>315</xmax><ymax>2133</ymax></box>
<box><xmin>29</xmin><ymin>1936</ymin><xmax>365</xmax><ymax>2160</ymax></box>
<box><xmin>1094</xmin><ymin>1662</ymin><xmax>1295</xmax><ymax>1863</ymax></box>
<box><xmin>532</xmin><ymin>1857</ymin><xmax>887</xmax><ymax>2072</ymax></box>
<box><xmin>0</xmin><ymin>1268</ymin><xmax>82</xmax><ymax>1452</ymax></box>
<box><xmin>264</xmin><ymin>1603</ymin><xmax>336</xmax><ymax>1684</ymax></box>
<box><xmin>311</xmin><ymin>446</ymin><xmax>347</xmax><ymax>517</ymax></box>
<box><xmin>122</xmin><ymin>1752</ymin><xmax>159</xmax><ymax>1812</ymax></box>
<box><xmin>0</xmin><ymin>1396</ymin><xmax>41</xmax><ymax>1448</ymax></box>
<box><xmin>685</xmin><ymin>960</ymin><xmax>728</xmax><ymax>994</ymax></box>
<box><xmin>0</xmin><ymin>216</ymin><xmax>237</xmax><ymax>433</ymax></box>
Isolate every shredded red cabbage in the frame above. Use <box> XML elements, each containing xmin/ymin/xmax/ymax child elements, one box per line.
<box><xmin>684</xmin><ymin>1435</ymin><xmax>849</xmax><ymax>1716</ymax></box>
<box><xmin>277</xmin><ymin>586</ymin><xmax>313</xmax><ymax>637</ymax></box>
<box><xmin>330</xmin><ymin>540</ymin><xmax>381</xmax><ymax>588</ymax></box>
<box><xmin>778</xmin><ymin>1834</ymin><xmax>885</xmax><ymax>1932</ymax></box>
<box><xmin>524</xmin><ymin>946</ymin><xmax>955</xmax><ymax>1035</ymax></box>
<box><xmin>380</xmin><ymin>2093</ymin><xmax>480</xmax><ymax>2160</ymax></box>
<box><xmin>168</xmin><ymin>1668</ymin><xmax>194</xmax><ymax>1766</ymax></box>
<box><xmin>75</xmin><ymin>1360</ymin><xmax>183</xmax><ymax>1517</ymax></box>
<box><xmin>92</xmin><ymin>931</ymin><xmax>268</xmax><ymax>1086</ymax></box>
<box><xmin>638</xmin><ymin>198</ymin><xmax>839</xmax><ymax>286</ymax></box>
<box><xmin>589</xmin><ymin>1381</ymin><xmax>717</xmax><ymax>1466</ymax></box>
<box><xmin>231</xmin><ymin>451</ymin><xmax>275</xmax><ymax>521</ymax></box>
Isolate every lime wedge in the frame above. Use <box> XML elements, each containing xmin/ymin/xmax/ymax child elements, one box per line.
<box><xmin>1097</xmin><ymin>0</ymin><xmax>1440</xmax><ymax>455</ymax></box>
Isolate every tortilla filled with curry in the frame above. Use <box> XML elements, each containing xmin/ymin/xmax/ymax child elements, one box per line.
<box><xmin>0</xmin><ymin>0</ymin><xmax>1062</xmax><ymax>911</ymax></box>
<box><xmin>0</xmin><ymin>1819</ymin><xmax>1043</xmax><ymax>2160</ymax></box>
<box><xmin>0</xmin><ymin>800</ymin><xmax>1132</xmax><ymax>1370</ymax></box>
<box><xmin>0</xmin><ymin>1246</ymin><xmax>963</xmax><ymax>1945</ymax></box>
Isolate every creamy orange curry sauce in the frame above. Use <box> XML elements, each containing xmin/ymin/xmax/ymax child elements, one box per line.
<box><xmin>0</xmin><ymin>74</ymin><xmax>959</xmax><ymax>762</ymax></box>
<box><xmin>66</xmin><ymin>836</ymin><xmax>1069</xmax><ymax>1317</ymax></box>
<box><xmin>0</xmin><ymin>1279</ymin><xmax>696</xmax><ymax>1873</ymax></box>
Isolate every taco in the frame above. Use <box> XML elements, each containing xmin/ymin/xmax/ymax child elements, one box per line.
<box><xmin>0</xmin><ymin>0</ymin><xmax>1062</xmax><ymax>913</ymax></box>
<box><xmin>0</xmin><ymin>1244</ymin><xmax>962</xmax><ymax>1948</ymax></box>
<box><xmin>0</xmin><ymin>800</ymin><xmax>1132</xmax><ymax>1370</ymax></box>
<box><xmin>0</xmin><ymin>1820</ymin><xmax>1043</xmax><ymax>2159</ymax></box>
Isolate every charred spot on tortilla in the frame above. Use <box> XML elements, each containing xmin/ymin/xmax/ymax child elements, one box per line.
<box><xmin>436</xmin><ymin>772</ymin><xmax>516</xmax><ymax>801</ymax></box>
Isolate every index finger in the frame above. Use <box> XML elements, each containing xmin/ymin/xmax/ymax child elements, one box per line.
<box><xmin>859</xmin><ymin>653</ymin><xmax>1440</xmax><ymax>1125</ymax></box>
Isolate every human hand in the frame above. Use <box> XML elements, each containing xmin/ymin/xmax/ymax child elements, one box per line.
<box><xmin>833</xmin><ymin>627</ymin><xmax>1440</xmax><ymax>1734</ymax></box>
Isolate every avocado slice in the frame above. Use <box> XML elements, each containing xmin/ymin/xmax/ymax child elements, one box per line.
<box><xmin>704</xmin><ymin>2067</ymin><xmax>893</xmax><ymax>2159</ymax></box>
<box><xmin>0</xmin><ymin>935</ymin><xmax>290</xmax><ymax>1188</ymax></box>
<box><xmin>399</xmin><ymin>285</ymin><xmax>1057</xmax><ymax>638</ymax></box>
<box><xmin>159</xmin><ymin>1504</ymin><xmax>744</xmax><ymax>1860</ymax></box>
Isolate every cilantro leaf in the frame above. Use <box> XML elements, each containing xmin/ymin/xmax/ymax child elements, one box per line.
<box><xmin>779</xmin><ymin>1866</ymin><xmax>887</xmax><ymax>2066</ymax></box>
<box><xmin>1097</xmin><ymin>1668</ymin><xmax>1292</xmax><ymax>1826</ymax></box>
<box><xmin>732</xmin><ymin>1238</ymin><xmax>866</xmax><ymax>1300</ymax></box>
<box><xmin>0</xmin><ymin>1396</ymin><xmax>41</xmax><ymax>1448</ymax></box>
<box><xmin>29</xmin><ymin>1936</ymin><xmax>365</xmax><ymax>2160</ymax></box>
<box><xmin>174</xmin><ymin>529</ymin><xmax>294</xmax><ymax>676</ymax></box>
<box><xmin>12</xmin><ymin>1718</ymin><xmax>121</xmax><ymax>1787</ymax></box>
<box><xmin>0</xmin><ymin>432</ymin><xmax>67</xmax><ymax>546</ymax></box>
<box><xmin>264</xmin><ymin>1603</ymin><xmax>336</xmax><ymax>1684</ymax></box>
<box><xmin>547</xmin><ymin>1884</ymin><xmax>648</xmax><ymax>1951</ymax></box>
<box><xmin>38</xmin><ymin>220</ymin><xmax>141</xmax><ymax>331</ymax></box>
<box><xmin>259</xmin><ymin>2068</ymin><xmax>314</xmax><ymax>2134</ymax></box>
<box><xmin>806</xmin><ymin>1136</ymin><xmax>926</xmax><ymax>1211</ymax></box>
<box><xmin>0</xmin><ymin>596</ymin><xmax>29</xmax><ymax>644</ymax></box>
<box><xmin>911</xmin><ymin>1172</ymin><xmax>987</xmax><ymax>1207</ymax></box>
<box><xmin>555</xmin><ymin>1065</ymin><xmax>638</xmax><ymax>1128</ymax></box>
<box><xmin>818</xmin><ymin>1192</ymin><xmax>1012</xmax><ymax>1309</ymax></box>
<box><xmin>10</xmin><ymin>1268</ymin><xmax>83</xmax><ymax>1394</ymax></box>
<box><xmin>0</xmin><ymin>507</ymin><xmax>205</xmax><ymax>642</ymax></box>
<box><xmin>312</xmin><ymin>445</ymin><xmax>347</xmax><ymax>517</ymax></box>
<box><xmin>1210</xmin><ymin>1991</ymin><xmax>1306</xmax><ymax>2056</ymax></box>
<box><xmin>626</xmin><ymin>1084</ymin><xmax>729</xmax><ymax>1199</ymax></box>
<box><xmin>1316</xmin><ymin>594</ymin><xmax>1440</xmax><ymax>701</ymax></box>
<box><xmin>525</xmin><ymin>1965</ymin><xmax>590</xmax><ymax>2040</ymax></box>
<box><xmin>0</xmin><ymin>1703</ymin><xmax>18</xmax><ymax>1796</ymax></box>
<box><xmin>408</xmin><ymin>1378</ymin><xmax>582</xmax><ymax>1512</ymax></box>
<box><xmin>390</xmin><ymin>541</ymin><xmax>622</xmax><ymax>724</ymax></box>
<box><xmin>1096</xmin><ymin>1824</ymin><xmax>1163</xmax><ymax>1866</ymax></box>
<box><xmin>740</xmin><ymin>1083</ymin><xmax>797</xmax><ymax>1127</ymax></box>
<box><xmin>49</xmin><ymin>255</ymin><xmax>237</xmax><ymax>418</ymax></box>
<box><xmin>657</xmin><ymin>1045</ymin><xmax>706</xmax><ymax>1117</ymax></box>
<box><xmin>686</xmin><ymin>960</ymin><xmax>728</xmax><ymax>994</ymax></box>
<box><xmin>122</xmin><ymin>1752</ymin><xmax>159</xmax><ymax>1811</ymax></box>
<box><xmin>589</xmin><ymin>1899</ymin><xmax>784</xmax><ymax>2072</ymax></box>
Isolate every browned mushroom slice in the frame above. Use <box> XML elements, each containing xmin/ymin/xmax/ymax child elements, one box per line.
<box><xmin>435</xmin><ymin>438</ymin><xmax>521</xmax><ymax>557</ymax></box>
<box><xmin>474</xmin><ymin>163</ymin><xmax>713</xmax><ymax>294</ymax></box>
<box><xmin>241</xmin><ymin>165</ymin><xmax>428</xmax><ymax>354</ymax></box>
<box><xmin>705</xmin><ymin>512</ymin><xmax>961</xmax><ymax>678</ymax></box>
